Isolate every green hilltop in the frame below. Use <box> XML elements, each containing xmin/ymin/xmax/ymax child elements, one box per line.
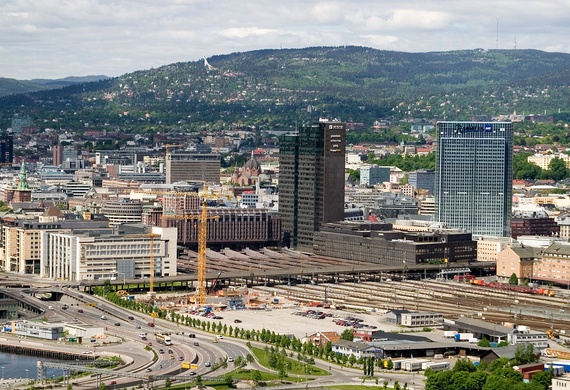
<box><xmin>1</xmin><ymin>46</ymin><xmax>570</xmax><ymax>131</ymax></box>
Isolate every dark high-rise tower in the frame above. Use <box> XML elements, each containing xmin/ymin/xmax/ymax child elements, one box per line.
<box><xmin>0</xmin><ymin>135</ymin><xmax>13</xmax><ymax>165</ymax></box>
<box><xmin>435</xmin><ymin>121</ymin><xmax>513</xmax><ymax>237</ymax></box>
<box><xmin>279</xmin><ymin>121</ymin><xmax>346</xmax><ymax>250</ymax></box>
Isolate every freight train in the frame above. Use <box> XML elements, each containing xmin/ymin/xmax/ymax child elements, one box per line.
<box><xmin>469</xmin><ymin>278</ymin><xmax>555</xmax><ymax>296</ymax></box>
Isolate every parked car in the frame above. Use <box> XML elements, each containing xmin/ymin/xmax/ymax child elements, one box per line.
<box><xmin>233</xmin><ymin>319</ymin><xmax>242</xmax><ymax>323</ymax></box>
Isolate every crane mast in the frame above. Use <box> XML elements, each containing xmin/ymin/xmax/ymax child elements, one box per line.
<box><xmin>197</xmin><ymin>196</ymin><xmax>208</xmax><ymax>305</ymax></box>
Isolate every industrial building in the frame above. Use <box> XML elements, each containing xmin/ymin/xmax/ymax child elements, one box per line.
<box><xmin>312</xmin><ymin>221</ymin><xmax>477</xmax><ymax>266</ymax></box>
<box><xmin>435</xmin><ymin>121</ymin><xmax>513</xmax><ymax>237</ymax></box>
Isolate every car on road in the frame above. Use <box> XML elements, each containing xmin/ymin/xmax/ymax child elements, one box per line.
<box><xmin>233</xmin><ymin>319</ymin><xmax>242</xmax><ymax>323</ymax></box>
<box><xmin>205</xmin><ymin>361</ymin><xmax>211</xmax><ymax>367</ymax></box>
<box><xmin>146</xmin><ymin>368</ymin><xmax>152</xmax><ymax>372</ymax></box>
<box><xmin>168</xmin><ymin>349</ymin><xmax>173</xmax><ymax>354</ymax></box>
<box><xmin>100</xmin><ymin>315</ymin><xmax>107</xmax><ymax>320</ymax></box>
<box><xmin>179</xmin><ymin>356</ymin><xmax>184</xmax><ymax>361</ymax></box>
<box><xmin>77</xmin><ymin>309</ymin><xmax>83</xmax><ymax>313</ymax></box>
<box><xmin>114</xmin><ymin>322</ymin><xmax>121</xmax><ymax>326</ymax></box>
<box><xmin>212</xmin><ymin>338</ymin><xmax>218</xmax><ymax>343</ymax></box>
<box><xmin>228</xmin><ymin>357</ymin><xmax>234</xmax><ymax>362</ymax></box>
<box><xmin>108</xmin><ymin>380</ymin><xmax>117</xmax><ymax>385</ymax></box>
<box><xmin>188</xmin><ymin>333</ymin><xmax>196</xmax><ymax>338</ymax></box>
<box><xmin>189</xmin><ymin>371</ymin><xmax>197</xmax><ymax>376</ymax></box>
<box><xmin>128</xmin><ymin>316</ymin><xmax>135</xmax><ymax>320</ymax></box>
<box><xmin>159</xmin><ymin>349</ymin><xmax>164</xmax><ymax>354</ymax></box>
<box><xmin>147</xmin><ymin>342</ymin><xmax>152</xmax><ymax>346</ymax></box>
<box><xmin>193</xmin><ymin>342</ymin><xmax>199</xmax><ymax>346</ymax></box>
<box><xmin>147</xmin><ymin>322</ymin><xmax>155</xmax><ymax>327</ymax></box>
<box><xmin>216</xmin><ymin>335</ymin><xmax>223</xmax><ymax>340</ymax></box>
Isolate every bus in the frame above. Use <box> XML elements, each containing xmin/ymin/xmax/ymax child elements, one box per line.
<box><xmin>155</xmin><ymin>333</ymin><xmax>172</xmax><ymax>346</ymax></box>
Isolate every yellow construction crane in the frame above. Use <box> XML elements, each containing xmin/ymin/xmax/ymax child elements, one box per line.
<box><xmin>147</xmin><ymin>233</ymin><xmax>161</xmax><ymax>298</ymax></box>
<box><xmin>165</xmin><ymin>143</ymin><xmax>185</xmax><ymax>153</ymax></box>
<box><xmin>161</xmin><ymin>183</ymin><xmax>219</xmax><ymax>304</ymax></box>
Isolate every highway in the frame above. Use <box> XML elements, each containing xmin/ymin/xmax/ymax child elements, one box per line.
<box><xmin>3</xmin><ymin>285</ymin><xmax>254</xmax><ymax>389</ymax></box>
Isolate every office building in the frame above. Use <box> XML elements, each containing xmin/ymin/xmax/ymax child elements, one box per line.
<box><xmin>279</xmin><ymin>121</ymin><xmax>346</xmax><ymax>250</ymax></box>
<box><xmin>0</xmin><ymin>135</ymin><xmax>13</xmax><ymax>165</ymax></box>
<box><xmin>360</xmin><ymin>165</ymin><xmax>390</xmax><ymax>186</ymax></box>
<box><xmin>41</xmin><ymin>225</ymin><xmax>177</xmax><ymax>281</ymax></box>
<box><xmin>166</xmin><ymin>151</ymin><xmax>221</xmax><ymax>184</ymax></box>
<box><xmin>435</xmin><ymin>121</ymin><xmax>513</xmax><ymax>237</ymax></box>
<box><xmin>408</xmin><ymin>170</ymin><xmax>435</xmax><ymax>194</ymax></box>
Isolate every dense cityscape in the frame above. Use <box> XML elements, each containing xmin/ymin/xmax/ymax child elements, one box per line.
<box><xmin>0</xmin><ymin>106</ymin><xmax>568</xmax><ymax>390</ymax></box>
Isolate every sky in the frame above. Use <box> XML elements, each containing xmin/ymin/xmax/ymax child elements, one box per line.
<box><xmin>1</xmin><ymin>0</ymin><xmax>570</xmax><ymax>80</ymax></box>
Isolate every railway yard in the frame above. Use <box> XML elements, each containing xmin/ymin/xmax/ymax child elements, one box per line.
<box><xmin>250</xmin><ymin>279</ymin><xmax>570</xmax><ymax>335</ymax></box>
<box><xmin>176</xmin><ymin>247</ymin><xmax>570</xmax><ymax>336</ymax></box>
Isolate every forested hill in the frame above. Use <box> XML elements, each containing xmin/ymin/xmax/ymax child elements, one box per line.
<box><xmin>2</xmin><ymin>46</ymin><xmax>570</xmax><ymax>131</ymax></box>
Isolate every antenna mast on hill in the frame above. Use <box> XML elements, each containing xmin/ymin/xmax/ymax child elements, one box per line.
<box><xmin>496</xmin><ymin>15</ymin><xmax>499</xmax><ymax>50</ymax></box>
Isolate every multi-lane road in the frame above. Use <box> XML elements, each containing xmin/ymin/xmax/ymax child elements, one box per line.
<box><xmin>7</xmin><ymin>286</ymin><xmax>255</xmax><ymax>389</ymax></box>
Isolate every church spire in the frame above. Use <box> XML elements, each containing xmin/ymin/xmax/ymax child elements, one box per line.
<box><xmin>17</xmin><ymin>161</ymin><xmax>30</xmax><ymax>191</ymax></box>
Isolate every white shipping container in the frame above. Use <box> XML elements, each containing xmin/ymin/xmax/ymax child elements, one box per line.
<box><xmin>423</xmin><ymin>362</ymin><xmax>451</xmax><ymax>371</ymax></box>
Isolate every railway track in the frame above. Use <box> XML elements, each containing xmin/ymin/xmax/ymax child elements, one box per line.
<box><xmin>254</xmin><ymin>279</ymin><xmax>570</xmax><ymax>334</ymax></box>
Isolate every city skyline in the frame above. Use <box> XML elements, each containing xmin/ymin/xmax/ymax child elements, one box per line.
<box><xmin>1</xmin><ymin>0</ymin><xmax>569</xmax><ymax>79</ymax></box>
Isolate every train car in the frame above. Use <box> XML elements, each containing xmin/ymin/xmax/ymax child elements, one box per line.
<box><xmin>454</xmin><ymin>274</ymin><xmax>476</xmax><ymax>282</ymax></box>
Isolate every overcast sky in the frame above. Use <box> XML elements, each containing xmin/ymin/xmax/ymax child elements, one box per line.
<box><xmin>1</xmin><ymin>0</ymin><xmax>569</xmax><ymax>80</ymax></box>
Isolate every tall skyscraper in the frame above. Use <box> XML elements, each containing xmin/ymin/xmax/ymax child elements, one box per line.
<box><xmin>279</xmin><ymin>121</ymin><xmax>346</xmax><ymax>250</ymax></box>
<box><xmin>435</xmin><ymin>121</ymin><xmax>513</xmax><ymax>237</ymax></box>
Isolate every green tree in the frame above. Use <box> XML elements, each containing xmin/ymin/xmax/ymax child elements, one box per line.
<box><xmin>252</xmin><ymin>370</ymin><xmax>263</xmax><ymax>383</ymax></box>
<box><xmin>509</xmin><ymin>273</ymin><xmax>519</xmax><ymax>285</ymax></box>
<box><xmin>478</xmin><ymin>338</ymin><xmax>491</xmax><ymax>347</ymax></box>
<box><xmin>164</xmin><ymin>377</ymin><xmax>172</xmax><ymax>389</ymax></box>
<box><xmin>465</xmin><ymin>371</ymin><xmax>489</xmax><ymax>390</ymax></box>
<box><xmin>530</xmin><ymin>370</ymin><xmax>553</xmax><ymax>390</ymax></box>
<box><xmin>453</xmin><ymin>358</ymin><xmax>477</xmax><ymax>372</ymax></box>
<box><xmin>513</xmin><ymin>343</ymin><xmax>537</xmax><ymax>365</ymax></box>
<box><xmin>548</xmin><ymin>157</ymin><xmax>569</xmax><ymax>181</ymax></box>
<box><xmin>340</xmin><ymin>328</ymin><xmax>354</xmax><ymax>341</ymax></box>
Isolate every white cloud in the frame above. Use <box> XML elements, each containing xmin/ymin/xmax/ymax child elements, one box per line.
<box><xmin>0</xmin><ymin>0</ymin><xmax>569</xmax><ymax>79</ymax></box>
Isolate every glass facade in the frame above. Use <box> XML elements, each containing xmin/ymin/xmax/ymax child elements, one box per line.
<box><xmin>435</xmin><ymin>121</ymin><xmax>512</xmax><ymax>237</ymax></box>
<box><xmin>279</xmin><ymin>122</ymin><xmax>346</xmax><ymax>250</ymax></box>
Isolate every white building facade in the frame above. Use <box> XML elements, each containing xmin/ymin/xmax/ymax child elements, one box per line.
<box><xmin>40</xmin><ymin>227</ymin><xmax>177</xmax><ymax>281</ymax></box>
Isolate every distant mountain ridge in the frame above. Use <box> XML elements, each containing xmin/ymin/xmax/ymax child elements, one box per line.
<box><xmin>0</xmin><ymin>75</ymin><xmax>109</xmax><ymax>97</ymax></box>
<box><xmin>1</xmin><ymin>46</ymin><xmax>570</xmax><ymax>130</ymax></box>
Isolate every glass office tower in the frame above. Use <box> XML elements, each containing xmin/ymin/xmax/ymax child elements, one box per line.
<box><xmin>279</xmin><ymin>122</ymin><xmax>346</xmax><ymax>250</ymax></box>
<box><xmin>435</xmin><ymin>121</ymin><xmax>513</xmax><ymax>237</ymax></box>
